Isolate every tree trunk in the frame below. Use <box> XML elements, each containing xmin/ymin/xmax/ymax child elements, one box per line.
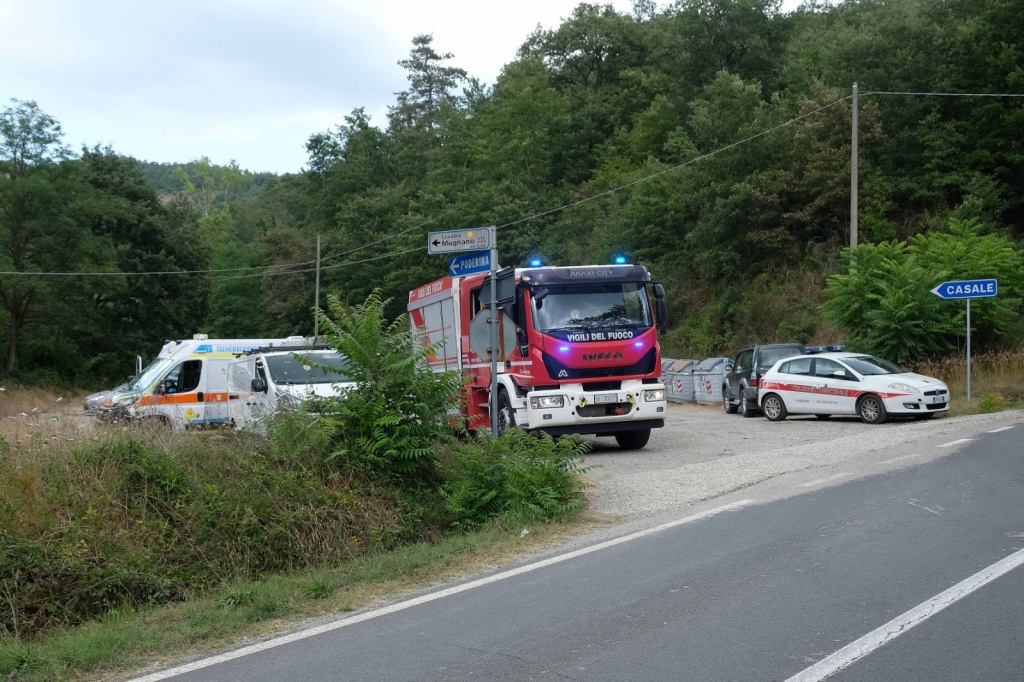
<box><xmin>6</xmin><ymin>310</ymin><xmax>21</xmax><ymax>373</ymax></box>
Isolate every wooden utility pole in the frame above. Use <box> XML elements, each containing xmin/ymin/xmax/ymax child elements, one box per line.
<box><xmin>314</xmin><ymin>234</ymin><xmax>321</xmax><ymax>340</ymax></box>
<box><xmin>850</xmin><ymin>82</ymin><xmax>859</xmax><ymax>251</ymax></box>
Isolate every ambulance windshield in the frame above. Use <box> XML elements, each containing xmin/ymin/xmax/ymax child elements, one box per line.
<box><xmin>532</xmin><ymin>283</ymin><xmax>652</xmax><ymax>333</ymax></box>
<box><xmin>129</xmin><ymin>358</ymin><xmax>173</xmax><ymax>391</ymax></box>
<box><xmin>265</xmin><ymin>352</ymin><xmax>352</xmax><ymax>385</ymax></box>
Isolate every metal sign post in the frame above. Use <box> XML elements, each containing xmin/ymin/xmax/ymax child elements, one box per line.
<box><xmin>930</xmin><ymin>278</ymin><xmax>998</xmax><ymax>402</ymax></box>
<box><xmin>429</xmin><ymin>225</ymin><xmax>502</xmax><ymax>434</ymax></box>
<box><xmin>489</xmin><ymin>225</ymin><xmax>498</xmax><ymax>436</ymax></box>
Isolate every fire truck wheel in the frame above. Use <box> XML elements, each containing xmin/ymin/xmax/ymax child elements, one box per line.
<box><xmin>614</xmin><ymin>428</ymin><xmax>651</xmax><ymax>450</ymax></box>
<box><xmin>497</xmin><ymin>390</ymin><xmax>516</xmax><ymax>436</ymax></box>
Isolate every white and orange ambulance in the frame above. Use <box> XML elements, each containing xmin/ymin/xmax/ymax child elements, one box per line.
<box><xmin>106</xmin><ymin>334</ymin><xmax>310</xmax><ymax>428</ymax></box>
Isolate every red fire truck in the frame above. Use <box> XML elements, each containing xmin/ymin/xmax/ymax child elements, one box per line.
<box><xmin>408</xmin><ymin>263</ymin><xmax>668</xmax><ymax>450</ymax></box>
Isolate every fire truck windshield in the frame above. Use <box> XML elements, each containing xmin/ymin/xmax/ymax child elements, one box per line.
<box><xmin>531</xmin><ymin>283</ymin><xmax>652</xmax><ymax>333</ymax></box>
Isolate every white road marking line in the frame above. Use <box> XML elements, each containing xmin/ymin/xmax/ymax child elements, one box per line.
<box><xmin>878</xmin><ymin>454</ymin><xmax>920</xmax><ymax>465</ymax></box>
<box><xmin>988</xmin><ymin>426</ymin><xmax>1016</xmax><ymax>433</ymax></box>
<box><xmin>784</xmin><ymin>546</ymin><xmax>1024</xmax><ymax>682</ymax></box>
<box><xmin>936</xmin><ymin>438</ymin><xmax>973</xmax><ymax>448</ymax></box>
<box><xmin>126</xmin><ymin>499</ymin><xmax>756</xmax><ymax>681</ymax></box>
<box><xmin>798</xmin><ymin>473</ymin><xmax>851</xmax><ymax>488</ymax></box>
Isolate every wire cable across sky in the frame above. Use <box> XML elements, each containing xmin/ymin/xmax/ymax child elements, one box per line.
<box><xmin>5</xmin><ymin>89</ymin><xmax>1021</xmax><ymax>280</ymax></box>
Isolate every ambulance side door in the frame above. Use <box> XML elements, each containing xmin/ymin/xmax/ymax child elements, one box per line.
<box><xmin>201</xmin><ymin>359</ymin><xmax>232</xmax><ymax>424</ymax></box>
<box><xmin>162</xmin><ymin>359</ymin><xmax>205</xmax><ymax>425</ymax></box>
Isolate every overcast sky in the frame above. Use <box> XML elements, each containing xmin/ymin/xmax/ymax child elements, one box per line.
<box><xmin>1</xmin><ymin>0</ymin><xmax>796</xmax><ymax>174</ymax></box>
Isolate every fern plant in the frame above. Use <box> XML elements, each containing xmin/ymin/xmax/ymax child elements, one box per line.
<box><xmin>303</xmin><ymin>290</ymin><xmax>464</xmax><ymax>484</ymax></box>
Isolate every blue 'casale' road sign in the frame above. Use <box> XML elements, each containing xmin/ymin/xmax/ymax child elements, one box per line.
<box><xmin>930</xmin><ymin>278</ymin><xmax>998</xmax><ymax>300</ymax></box>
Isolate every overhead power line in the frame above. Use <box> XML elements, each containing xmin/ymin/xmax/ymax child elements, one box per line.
<box><xmin>13</xmin><ymin>88</ymin><xmax>1018</xmax><ymax>280</ymax></box>
<box><xmin>210</xmin><ymin>246</ymin><xmax>427</xmax><ymax>282</ymax></box>
<box><xmin>496</xmin><ymin>97</ymin><xmax>852</xmax><ymax>231</ymax></box>
<box><xmin>864</xmin><ymin>91</ymin><xmax>1024</xmax><ymax>98</ymax></box>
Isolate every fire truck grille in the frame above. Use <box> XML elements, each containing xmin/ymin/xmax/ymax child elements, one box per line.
<box><xmin>542</xmin><ymin>348</ymin><xmax>657</xmax><ymax>381</ymax></box>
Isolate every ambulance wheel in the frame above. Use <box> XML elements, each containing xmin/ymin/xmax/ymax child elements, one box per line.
<box><xmin>614</xmin><ymin>428</ymin><xmax>651</xmax><ymax>450</ymax></box>
<box><xmin>857</xmin><ymin>394</ymin><xmax>888</xmax><ymax>424</ymax></box>
<box><xmin>143</xmin><ymin>416</ymin><xmax>171</xmax><ymax>430</ymax></box>
<box><xmin>762</xmin><ymin>394</ymin><xmax>787</xmax><ymax>422</ymax></box>
<box><xmin>496</xmin><ymin>390</ymin><xmax>516</xmax><ymax>436</ymax></box>
<box><xmin>740</xmin><ymin>392</ymin><xmax>758</xmax><ymax>418</ymax></box>
<box><xmin>723</xmin><ymin>388</ymin><xmax>738</xmax><ymax>414</ymax></box>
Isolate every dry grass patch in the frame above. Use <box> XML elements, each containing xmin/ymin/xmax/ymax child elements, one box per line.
<box><xmin>911</xmin><ymin>348</ymin><xmax>1024</xmax><ymax>416</ymax></box>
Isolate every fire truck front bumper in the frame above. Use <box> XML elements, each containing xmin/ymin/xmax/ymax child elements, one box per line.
<box><xmin>524</xmin><ymin>381</ymin><xmax>667</xmax><ymax>436</ymax></box>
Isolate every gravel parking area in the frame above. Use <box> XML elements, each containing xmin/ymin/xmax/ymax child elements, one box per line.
<box><xmin>582</xmin><ymin>403</ymin><xmax>1024</xmax><ymax>518</ymax></box>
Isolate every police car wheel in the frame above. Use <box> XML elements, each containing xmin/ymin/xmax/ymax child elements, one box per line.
<box><xmin>858</xmin><ymin>394</ymin><xmax>888</xmax><ymax>424</ymax></box>
<box><xmin>762</xmin><ymin>394</ymin><xmax>787</xmax><ymax>422</ymax></box>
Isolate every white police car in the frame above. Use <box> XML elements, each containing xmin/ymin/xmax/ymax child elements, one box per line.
<box><xmin>757</xmin><ymin>352</ymin><xmax>950</xmax><ymax>424</ymax></box>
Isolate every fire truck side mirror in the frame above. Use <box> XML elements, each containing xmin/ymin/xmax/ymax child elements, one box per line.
<box><xmin>656</xmin><ymin>299</ymin><xmax>668</xmax><ymax>333</ymax></box>
<box><xmin>652</xmin><ymin>283</ymin><xmax>668</xmax><ymax>333</ymax></box>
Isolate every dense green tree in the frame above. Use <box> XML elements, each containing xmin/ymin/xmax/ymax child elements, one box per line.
<box><xmin>0</xmin><ymin>100</ymin><xmax>85</xmax><ymax>373</ymax></box>
<box><xmin>72</xmin><ymin>149</ymin><xmax>211</xmax><ymax>377</ymax></box>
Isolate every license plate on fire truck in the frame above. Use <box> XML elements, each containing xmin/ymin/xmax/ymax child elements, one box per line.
<box><xmin>595</xmin><ymin>393</ymin><xmax>618</xmax><ymax>404</ymax></box>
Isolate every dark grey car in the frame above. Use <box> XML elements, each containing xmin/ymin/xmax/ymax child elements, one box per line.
<box><xmin>83</xmin><ymin>381</ymin><xmax>131</xmax><ymax>416</ymax></box>
<box><xmin>722</xmin><ymin>343</ymin><xmax>805</xmax><ymax>417</ymax></box>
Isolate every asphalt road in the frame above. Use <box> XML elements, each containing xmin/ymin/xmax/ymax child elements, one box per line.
<box><xmin>136</xmin><ymin>416</ymin><xmax>1024</xmax><ymax>682</ymax></box>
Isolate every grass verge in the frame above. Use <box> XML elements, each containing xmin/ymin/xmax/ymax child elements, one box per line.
<box><xmin>911</xmin><ymin>348</ymin><xmax>1024</xmax><ymax>417</ymax></box>
<box><xmin>0</xmin><ymin>512</ymin><xmax>609</xmax><ymax>682</ymax></box>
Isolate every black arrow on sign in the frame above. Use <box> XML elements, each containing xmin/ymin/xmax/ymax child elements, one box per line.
<box><xmin>432</xmin><ymin>239</ymin><xmax>440</xmax><ymax>247</ymax></box>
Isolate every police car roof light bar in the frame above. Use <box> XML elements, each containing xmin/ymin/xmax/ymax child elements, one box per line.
<box><xmin>803</xmin><ymin>344</ymin><xmax>846</xmax><ymax>354</ymax></box>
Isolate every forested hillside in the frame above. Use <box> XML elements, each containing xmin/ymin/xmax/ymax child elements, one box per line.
<box><xmin>2</xmin><ymin>0</ymin><xmax>1023</xmax><ymax>386</ymax></box>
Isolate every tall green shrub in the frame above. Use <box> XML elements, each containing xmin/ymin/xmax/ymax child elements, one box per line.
<box><xmin>824</xmin><ymin>217</ymin><xmax>1023</xmax><ymax>363</ymax></box>
<box><xmin>310</xmin><ymin>290</ymin><xmax>463</xmax><ymax>483</ymax></box>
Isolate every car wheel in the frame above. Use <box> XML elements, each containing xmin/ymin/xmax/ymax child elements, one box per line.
<box><xmin>614</xmin><ymin>428</ymin><xmax>652</xmax><ymax>450</ymax></box>
<box><xmin>858</xmin><ymin>394</ymin><xmax>888</xmax><ymax>424</ymax></box>
<box><xmin>723</xmin><ymin>387</ymin><xmax>738</xmax><ymax>414</ymax></box>
<box><xmin>762</xmin><ymin>394</ymin><xmax>787</xmax><ymax>422</ymax></box>
<box><xmin>741</xmin><ymin>392</ymin><xmax>757</xmax><ymax>418</ymax></box>
<box><xmin>814</xmin><ymin>414</ymin><xmax>832</xmax><ymax>420</ymax></box>
<box><xmin>497</xmin><ymin>390</ymin><xmax>516</xmax><ymax>436</ymax></box>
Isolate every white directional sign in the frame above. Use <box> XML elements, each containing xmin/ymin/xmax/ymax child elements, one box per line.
<box><xmin>427</xmin><ymin>229</ymin><xmax>490</xmax><ymax>255</ymax></box>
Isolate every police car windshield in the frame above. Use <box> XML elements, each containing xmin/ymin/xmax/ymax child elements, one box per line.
<box><xmin>265</xmin><ymin>352</ymin><xmax>352</xmax><ymax>385</ymax></box>
<box><xmin>129</xmin><ymin>358</ymin><xmax>173</xmax><ymax>391</ymax></box>
<box><xmin>532</xmin><ymin>283</ymin><xmax>651</xmax><ymax>332</ymax></box>
<box><xmin>843</xmin><ymin>356</ymin><xmax>905</xmax><ymax>375</ymax></box>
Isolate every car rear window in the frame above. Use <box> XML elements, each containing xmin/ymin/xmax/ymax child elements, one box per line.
<box><xmin>759</xmin><ymin>347</ymin><xmax>802</xmax><ymax>369</ymax></box>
